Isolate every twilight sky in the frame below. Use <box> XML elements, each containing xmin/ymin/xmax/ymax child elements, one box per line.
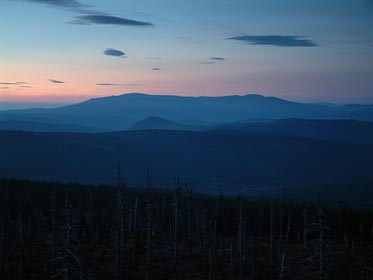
<box><xmin>1</xmin><ymin>0</ymin><xmax>373</xmax><ymax>104</ymax></box>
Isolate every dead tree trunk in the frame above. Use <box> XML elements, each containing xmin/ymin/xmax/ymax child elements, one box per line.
<box><xmin>173</xmin><ymin>177</ymin><xmax>180</xmax><ymax>280</ymax></box>
<box><xmin>258</xmin><ymin>191</ymin><xmax>264</xmax><ymax>239</ymax></box>
<box><xmin>18</xmin><ymin>213</ymin><xmax>24</xmax><ymax>279</ymax></box>
<box><xmin>146</xmin><ymin>169</ymin><xmax>152</xmax><ymax>280</ymax></box>
<box><xmin>186</xmin><ymin>184</ymin><xmax>192</xmax><ymax>256</ymax></box>
<box><xmin>49</xmin><ymin>188</ymin><xmax>56</xmax><ymax>276</ymax></box>
<box><xmin>303</xmin><ymin>209</ymin><xmax>307</xmax><ymax>250</ymax></box>
<box><xmin>230</xmin><ymin>242</ymin><xmax>234</xmax><ymax>273</ymax></box>
<box><xmin>239</xmin><ymin>199</ymin><xmax>244</xmax><ymax>280</ymax></box>
<box><xmin>0</xmin><ymin>220</ymin><xmax>4</xmax><ymax>280</ymax></box>
<box><xmin>250</xmin><ymin>254</ymin><xmax>255</xmax><ymax>280</ymax></box>
<box><xmin>115</xmin><ymin>164</ymin><xmax>126</xmax><ymax>280</ymax></box>
<box><xmin>89</xmin><ymin>186</ymin><xmax>93</xmax><ymax>250</ymax></box>
<box><xmin>304</xmin><ymin>201</ymin><xmax>335</xmax><ymax>280</ymax></box>
<box><xmin>280</xmin><ymin>210</ymin><xmax>291</xmax><ymax>280</ymax></box>
<box><xmin>208</xmin><ymin>248</ymin><xmax>214</xmax><ymax>280</ymax></box>
<box><xmin>132</xmin><ymin>197</ymin><xmax>138</xmax><ymax>263</ymax></box>
<box><xmin>318</xmin><ymin>203</ymin><xmax>326</xmax><ymax>280</ymax></box>
<box><xmin>270</xmin><ymin>203</ymin><xmax>274</xmax><ymax>266</ymax></box>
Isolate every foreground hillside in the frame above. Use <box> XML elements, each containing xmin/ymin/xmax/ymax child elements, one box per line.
<box><xmin>0</xmin><ymin>179</ymin><xmax>372</xmax><ymax>279</ymax></box>
<box><xmin>214</xmin><ymin>118</ymin><xmax>373</xmax><ymax>143</ymax></box>
<box><xmin>1</xmin><ymin>129</ymin><xmax>373</xmax><ymax>204</ymax></box>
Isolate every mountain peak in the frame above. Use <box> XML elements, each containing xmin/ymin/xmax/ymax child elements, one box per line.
<box><xmin>129</xmin><ymin>116</ymin><xmax>185</xmax><ymax>131</ymax></box>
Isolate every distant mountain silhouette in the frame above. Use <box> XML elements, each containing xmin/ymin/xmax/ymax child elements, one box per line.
<box><xmin>1</xmin><ymin>93</ymin><xmax>373</xmax><ymax>131</ymax></box>
<box><xmin>129</xmin><ymin>116</ymin><xmax>192</xmax><ymax>131</ymax></box>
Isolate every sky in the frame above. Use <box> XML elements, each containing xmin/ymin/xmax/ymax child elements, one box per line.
<box><xmin>1</xmin><ymin>0</ymin><xmax>373</xmax><ymax>104</ymax></box>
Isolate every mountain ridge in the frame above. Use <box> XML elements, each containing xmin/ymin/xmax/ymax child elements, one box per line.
<box><xmin>129</xmin><ymin>116</ymin><xmax>192</xmax><ymax>131</ymax></box>
<box><xmin>1</xmin><ymin>93</ymin><xmax>373</xmax><ymax>132</ymax></box>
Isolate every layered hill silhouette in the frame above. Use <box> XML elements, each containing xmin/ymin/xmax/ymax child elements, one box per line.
<box><xmin>1</xmin><ymin>129</ymin><xmax>373</xmax><ymax>196</ymax></box>
<box><xmin>2</xmin><ymin>93</ymin><xmax>373</xmax><ymax>203</ymax></box>
<box><xmin>129</xmin><ymin>116</ymin><xmax>193</xmax><ymax>131</ymax></box>
<box><xmin>214</xmin><ymin>119</ymin><xmax>373</xmax><ymax>143</ymax></box>
<box><xmin>0</xmin><ymin>120</ymin><xmax>97</xmax><ymax>132</ymax></box>
<box><xmin>1</xmin><ymin>93</ymin><xmax>373</xmax><ymax>131</ymax></box>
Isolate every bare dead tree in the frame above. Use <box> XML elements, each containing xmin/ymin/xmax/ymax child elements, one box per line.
<box><xmin>304</xmin><ymin>209</ymin><xmax>308</xmax><ymax>250</ymax></box>
<box><xmin>186</xmin><ymin>184</ymin><xmax>192</xmax><ymax>255</ymax></box>
<box><xmin>195</xmin><ymin>203</ymin><xmax>202</xmax><ymax>254</ymax></box>
<box><xmin>303</xmin><ymin>201</ymin><xmax>335</xmax><ymax>280</ymax></box>
<box><xmin>146</xmin><ymin>168</ymin><xmax>152</xmax><ymax>280</ymax></box>
<box><xmin>202</xmin><ymin>212</ymin><xmax>207</xmax><ymax>253</ymax></box>
<box><xmin>258</xmin><ymin>191</ymin><xmax>264</xmax><ymax>239</ymax></box>
<box><xmin>48</xmin><ymin>187</ymin><xmax>57</xmax><ymax>276</ymax></box>
<box><xmin>115</xmin><ymin>163</ymin><xmax>126</xmax><ymax>280</ymax></box>
<box><xmin>208</xmin><ymin>247</ymin><xmax>214</xmax><ymax>280</ymax></box>
<box><xmin>161</xmin><ymin>195</ymin><xmax>166</xmax><ymax>221</ymax></box>
<box><xmin>280</xmin><ymin>209</ymin><xmax>291</xmax><ymax>280</ymax></box>
<box><xmin>173</xmin><ymin>177</ymin><xmax>180</xmax><ymax>280</ymax></box>
<box><xmin>361</xmin><ymin>265</ymin><xmax>373</xmax><ymax>280</ymax></box>
<box><xmin>212</xmin><ymin>218</ymin><xmax>217</xmax><ymax>269</ymax></box>
<box><xmin>127</xmin><ymin>202</ymin><xmax>132</xmax><ymax>239</ymax></box>
<box><xmin>0</xmin><ymin>219</ymin><xmax>4</xmax><ymax>280</ymax></box>
<box><xmin>238</xmin><ymin>198</ymin><xmax>245</xmax><ymax>280</ymax></box>
<box><xmin>250</xmin><ymin>254</ymin><xmax>255</xmax><ymax>280</ymax></box>
<box><xmin>48</xmin><ymin>195</ymin><xmax>84</xmax><ymax>280</ymax></box>
<box><xmin>230</xmin><ymin>241</ymin><xmax>234</xmax><ymax>273</ymax></box>
<box><xmin>318</xmin><ymin>203</ymin><xmax>327</xmax><ymax>280</ymax></box>
<box><xmin>132</xmin><ymin>196</ymin><xmax>138</xmax><ymax>263</ymax></box>
<box><xmin>26</xmin><ymin>214</ymin><xmax>33</xmax><ymax>276</ymax></box>
<box><xmin>279</xmin><ymin>189</ymin><xmax>287</xmax><ymax>243</ymax></box>
<box><xmin>18</xmin><ymin>212</ymin><xmax>24</xmax><ymax>279</ymax></box>
<box><xmin>270</xmin><ymin>203</ymin><xmax>275</xmax><ymax>267</ymax></box>
<box><xmin>88</xmin><ymin>187</ymin><xmax>93</xmax><ymax>250</ymax></box>
<box><xmin>359</xmin><ymin>221</ymin><xmax>363</xmax><ymax>247</ymax></box>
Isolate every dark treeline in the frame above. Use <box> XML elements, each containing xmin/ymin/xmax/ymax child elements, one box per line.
<box><xmin>0</xmin><ymin>175</ymin><xmax>373</xmax><ymax>280</ymax></box>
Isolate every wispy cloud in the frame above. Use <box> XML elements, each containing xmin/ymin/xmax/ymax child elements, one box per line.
<box><xmin>21</xmin><ymin>0</ymin><xmax>85</xmax><ymax>8</ymax></box>
<box><xmin>152</xmin><ymin>67</ymin><xmax>162</xmax><ymax>71</ymax></box>
<box><xmin>227</xmin><ymin>35</ymin><xmax>318</xmax><ymax>47</ymax></box>
<box><xmin>0</xmin><ymin>82</ymin><xmax>29</xmax><ymax>85</ymax></box>
<box><xmin>49</xmin><ymin>79</ymin><xmax>65</xmax><ymax>84</ymax></box>
<box><xmin>20</xmin><ymin>1</ymin><xmax>154</xmax><ymax>29</ymax></box>
<box><xmin>73</xmin><ymin>15</ymin><xmax>153</xmax><ymax>26</ymax></box>
<box><xmin>148</xmin><ymin>57</ymin><xmax>162</xmax><ymax>60</ymax></box>
<box><xmin>210</xmin><ymin>57</ymin><xmax>225</xmax><ymax>61</ymax></box>
<box><xmin>96</xmin><ymin>83</ymin><xmax>139</xmax><ymax>86</ymax></box>
<box><xmin>104</xmin><ymin>48</ymin><xmax>126</xmax><ymax>57</ymax></box>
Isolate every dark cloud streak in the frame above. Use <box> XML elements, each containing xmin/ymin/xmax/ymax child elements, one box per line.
<box><xmin>104</xmin><ymin>49</ymin><xmax>126</xmax><ymax>57</ymax></box>
<box><xmin>22</xmin><ymin>0</ymin><xmax>85</xmax><ymax>8</ymax></box>
<box><xmin>0</xmin><ymin>82</ymin><xmax>29</xmax><ymax>85</ymax></box>
<box><xmin>210</xmin><ymin>57</ymin><xmax>226</xmax><ymax>61</ymax></box>
<box><xmin>49</xmin><ymin>79</ymin><xmax>65</xmax><ymax>84</ymax></box>
<box><xmin>20</xmin><ymin>1</ymin><xmax>154</xmax><ymax>29</ymax></box>
<box><xmin>96</xmin><ymin>83</ymin><xmax>139</xmax><ymax>86</ymax></box>
<box><xmin>74</xmin><ymin>15</ymin><xmax>153</xmax><ymax>26</ymax></box>
<box><xmin>227</xmin><ymin>35</ymin><xmax>318</xmax><ymax>47</ymax></box>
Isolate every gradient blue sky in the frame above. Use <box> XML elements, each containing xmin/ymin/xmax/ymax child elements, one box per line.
<box><xmin>1</xmin><ymin>0</ymin><xmax>373</xmax><ymax>103</ymax></box>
